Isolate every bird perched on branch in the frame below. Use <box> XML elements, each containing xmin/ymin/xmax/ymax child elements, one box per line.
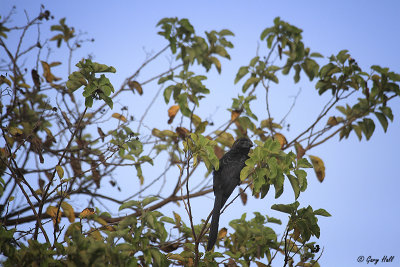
<box><xmin>206</xmin><ymin>137</ymin><xmax>253</xmax><ymax>251</ymax></box>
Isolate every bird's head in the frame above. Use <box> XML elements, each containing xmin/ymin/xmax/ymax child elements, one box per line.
<box><xmin>231</xmin><ymin>137</ymin><xmax>253</xmax><ymax>152</ymax></box>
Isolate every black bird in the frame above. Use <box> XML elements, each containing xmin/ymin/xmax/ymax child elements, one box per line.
<box><xmin>206</xmin><ymin>137</ymin><xmax>253</xmax><ymax>251</ymax></box>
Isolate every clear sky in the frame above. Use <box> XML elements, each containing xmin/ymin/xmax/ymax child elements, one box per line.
<box><xmin>2</xmin><ymin>1</ymin><xmax>400</xmax><ymax>266</ymax></box>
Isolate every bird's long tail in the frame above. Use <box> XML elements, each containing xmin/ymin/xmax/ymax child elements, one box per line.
<box><xmin>207</xmin><ymin>194</ymin><xmax>222</xmax><ymax>251</ymax></box>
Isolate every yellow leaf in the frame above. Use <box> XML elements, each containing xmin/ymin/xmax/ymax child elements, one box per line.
<box><xmin>191</xmin><ymin>114</ymin><xmax>201</xmax><ymax>127</ymax></box>
<box><xmin>46</xmin><ymin>205</ymin><xmax>61</xmax><ymax>225</ymax></box>
<box><xmin>50</xmin><ymin>82</ymin><xmax>63</xmax><ymax>89</ymax></box>
<box><xmin>209</xmin><ymin>56</ymin><xmax>222</xmax><ymax>73</ymax></box>
<box><xmin>327</xmin><ymin>116</ymin><xmax>338</xmax><ymax>126</ymax></box>
<box><xmin>89</xmin><ymin>228</ymin><xmax>102</xmax><ymax>240</ymax></box>
<box><xmin>167</xmin><ymin>254</ymin><xmax>185</xmax><ymax>261</ymax></box>
<box><xmin>161</xmin><ymin>130</ymin><xmax>177</xmax><ymax>138</ymax></box>
<box><xmin>61</xmin><ymin>202</ymin><xmax>75</xmax><ymax>223</ymax></box>
<box><xmin>240</xmin><ymin>188</ymin><xmax>247</xmax><ymax>205</ymax></box>
<box><xmin>49</xmin><ymin>61</ymin><xmax>62</xmax><ymax>67</ymax></box>
<box><xmin>255</xmin><ymin>261</ymin><xmax>268</xmax><ymax>267</ymax></box>
<box><xmin>44</xmin><ymin>127</ymin><xmax>54</xmax><ymax>138</ymax></box>
<box><xmin>371</xmin><ymin>74</ymin><xmax>380</xmax><ymax>82</ymax></box>
<box><xmin>152</xmin><ymin>128</ymin><xmax>162</xmax><ymax>138</ymax></box>
<box><xmin>9</xmin><ymin>127</ymin><xmax>23</xmax><ymax>136</ymax></box>
<box><xmin>274</xmin><ymin>133</ymin><xmax>287</xmax><ymax>149</ymax></box>
<box><xmin>61</xmin><ymin>111</ymin><xmax>72</xmax><ymax>127</ymax></box>
<box><xmin>18</xmin><ymin>83</ymin><xmax>31</xmax><ymax>89</ymax></box>
<box><xmin>168</xmin><ymin>105</ymin><xmax>180</xmax><ymax>124</ymax></box>
<box><xmin>292</xmin><ymin>227</ymin><xmax>301</xmax><ymax>240</ymax></box>
<box><xmin>173</xmin><ymin>211</ymin><xmax>181</xmax><ymax>226</ymax></box>
<box><xmin>104</xmin><ymin>225</ymin><xmax>115</xmax><ymax>231</ymax></box>
<box><xmin>215</xmin><ymin>131</ymin><xmax>234</xmax><ymax>147</ymax></box>
<box><xmin>84</xmin><ymin>113</ymin><xmax>94</xmax><ymax>119</ymax></box>
<box><xmin>41</xmin><ymin>61</ymin><xmax>61</xmax><ymax>83</ymax></box>
<box><xmin>56</xmin><ymin>165</ymin><xmax>64</xmax><ymax>178</ymax></box>
<box><xmin>94</xmin><ymin>217</ymin><xmax>108</xmax><ymax>226</ymax></box>
<box><xmin>177</xmin><ymin>164</ymin><xmax>182</xmax><ymax>173</ymax></box>
<box><xmin>50</xmin><ymin>33</ymin><xmax>64</xmax><ymax>41</ymax></box>
<box><xmin>231</xmin><ymin>109</ymin><xmax>241</xmax><ymax>121</ymax></box>
<box><xmin>128</xmin><ymin>80</ymin><xmax>143</xmax><ymax>95</ymax></box>
<box><xmin>0</xmin><ymin>147</ymin><xmax>8</xmax><ymax>157</ymax></box>
<box><xmin>79</xmin><ymin>207</ymin><xmax>95</xmax><ymax>218</ymax></box>
<box><xmin>193</xmin><ymin>154</ymin><xmax>198</xmax><ymax>167</ymax></box>
<box><xmin>35</xmin><ymin>189</ymin><xmax>43</xmax><ymax>195</ymax></box>
<box><xmin>309</xmin><ymin>155</ymin><xmax>325</xmax><ymax>182</ymax></box>
<box><xmin>0</xmin><ymin>75</ymin><xmax>12</xmax><ymax>87</ymax></box>
<box><xmin>65</xmin><ymin>222</ymin><xmax>81</xmax><ymax>239</ymax></box>
<box><xmin>111</xmin><ymin>113</ymin><xmax>127</xmax><ymax>122</ymax></box>
<box><xmin>261</xmin><ymin>118</ymin><xmax>275</xmax><ymax>128</ymax></box>
<box><xmin>218</xmin><ymin>227</ymin><xmax>227</xmax><ymax>239</ymax></box>
<box><xmin>295</xmin><ymin>142</ymin><xmax>306</xmax><ymax>159</ymax></box>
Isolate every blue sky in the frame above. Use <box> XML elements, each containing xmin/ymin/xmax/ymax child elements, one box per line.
<box><xmin>2</xmin><ymin>1</ymin><xmax>400</xmax><ymax>266</ymax></box>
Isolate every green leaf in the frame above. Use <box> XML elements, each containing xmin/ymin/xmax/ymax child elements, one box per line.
<box><xmin>336</xmin><ymin>50</ymin><xmax>349</xmax><ymax>64</ymax></box>
<box><xmin>242</xmin><ymin>77</ymin><xmax>260</xmax><ymax>92</ymax></box>
<box><xmin>82</xmin><ymin>84</ymin><xmax>97</xmax><ymax>97</ymax></box>
<box><xmin>314</xmin><ymin>208</ymin><xmax>332</xmax><ymax>217</ymax></box>
<box><xmin>352</xmin><ymin>124</ymin><xmax>362</xmax><ymax>141</ymax></box>
<box><xmin>219</xmin><ymin>29</ymin><xmax>234</xmax><ymax>36</ymax></box>
<box><xmin>310</xmin><ymin>52</ymin><xmax>323</xmax><ymax>58</ymax></box>
<box><xmin>160</xmin><ymin>216</ymin><xmax>175</xmax><ymax>224</ymax></box>
<box><xmin>249</xmin><ymin>56</ymin><xmax>259</xmax><ymax>67</ymax></box>
<box><xmin>266</xmin><ymin>216</ymin><xmax>282</xmax><ymax>224</ymax></box>
<box><xmin>295</xmin><ymin>169</ymin><xmax>307</xmax><ymax>190</ymax></box>
<box><xmin>66</xmin><ymin>71</ymin><xmax>87</xmax><ymax>91</ymax></box>
<box><xmin>56</xmin><ymin>165</ymin><xmax>64</xmax><ymax>178</ymax></box>
<box><xmin>135</xmin><ymin>164</ymin><xmax>144</xmax><ymax>185</ymax></box>
<box><xmin>214</xmin><ymin>46</ymin><xmax>230</xmax><ymax>59</ymax></box>
<box><xmin>119</xmin><ymin>200</ymin><xmax>140</xmax><ymax>211</ymax></box>
<box><xmin>319</xmin><ymin>63</ymin><xmax>339</xmax><ymax>78</ymax></box>
<box><xmin>103</xmin><ymin>96</ymin><xmax>113</xmax><ymax>109</ymax></box>
<box><xmin>163</xmin><ymin>85</ymin><xmax>174</xmax><ymax>103</ymax></box>
<box><xmin>380</xmin><ymin>106</ymin><xmax>393</xmax><ymax>121</ymax></box>
<box><xmin>209</xmin><ymin>56</ymin><xmax>221</xmax><ymax>73</ymax></box>
<box><xmin>266</xmin><ymin>34</ymin><xmax>275</xmax><ymax>48</ymax></box>
<box><xmin>360</xmin><ymin>118</ymin><xmax>375</xmax><ymax>140</ymax></box>
<box><xmin>92</xmin><ymin>62</ymin><xmax>116</xmax><ymax>73</ymax></box>
<box><xmin>294</xmin><ymin>64</ymin><xmax>301</xmax><ymax>83</ymax></box>
<box><xmin>158</xmin><ymin>73</ymin><xmax>173</xmax><ymax>84</ymax></box>
<box><xmin>253</xmin><ymin>168</ymin><xmax>267</xmax><ymax>193</ymax></box>
<box><xmin>302</xmin><ymin>58</ymin><xmax>318</xmax><ymax>81</ymax></box>
<box><xmin>177</xmin><ymin>93</ymin><xmax>191</xmax><ymax>117</ymax></box>
<box><xmin>179</xmin><ymin>18</ymin><xmax>194</xmax><ymax>33</ymax></box>
<box><xmin>274</xmin><ymin>173</ymin><xmax>284</xmax><ymax>198</ymax></box>
<box><xmin>374</xmin><ymin>112</ymin><xmax>388</xmax><ymax>132</ymax></box>
<box><xmin>287</xmin><ymin>174</ymin><xmax>300</xmax><ymax>199</ymax></box>
<box><xmin>336</xmin><ymin>105</ymin><xmax>346</xmax><ymax>115</ymax></box>
<box><xmin>139</xmin><ymin>155</ymin><xmax>154</xmax><ymax>165</ymax></box>
<box><xmin>235</xmin><ymin>66</ymin><xmax>249</xmax><ymax>84</ymax></box>
<box><xmin>85</xmin><ymin>96</ymin><xmax>94</xmax><ymax>108</ymax></box>
<box><xmin>260</xmin><ymin>27</ymin><xmax>273</xmax><ymax>40</ymax></box>
<box><xmin>297</xmin><ymin>158</ymin><xmax>312</xmax><ymax>168</ymax></box>
<box><xmin>267</xmin><ymin>157</ymin><xmax>278</xmax><ymax>179</ymax></box>
<box><xmin>271</xmin><ymin>201</ymin><xmax>299</xmax><ymax>214</ymax></box>
<box><xmin>142</xmin><ymin>196</ymin><xmax>158</xmax><ymax>206</ymax></box>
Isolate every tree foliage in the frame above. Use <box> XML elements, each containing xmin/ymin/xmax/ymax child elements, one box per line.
<box><xmin>1</xmin><ymin>6</ymin><xmax>399</xmax><ymax>266</ymax></box>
